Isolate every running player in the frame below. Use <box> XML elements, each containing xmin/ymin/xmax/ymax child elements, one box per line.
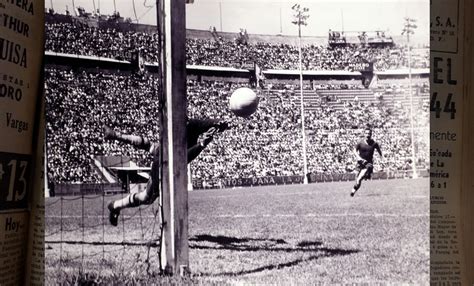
<box><xmin>105</xmin><ymin>118</ymin><xmax>229</xmax><ymax>226</ymax></box>
<box><xmin>350</xmin><ymin>127</ymin><xmax>382</xmax><ymax>197</ymax></box>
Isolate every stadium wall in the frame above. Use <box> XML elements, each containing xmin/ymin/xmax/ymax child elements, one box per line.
<box><xmin>45</xmin><ymin>52</ymin><xmax>133</xmax><ymax>71</ymax></box>
<box><xmin>44</xmin><ymin>53</ymin><xmax>429</xmax><ymax>83</ymax></box>
<box><xmin>52</xmin><ymin>183</ymin><xmax>123</xmax><ymax>196</ymax></box>
<box><xmin>51</xmin><ymin>170</ymin><xmax>429</xmax><ymax>195</ymax></box>
<box><xmin>192</xmin><ymin>170</ymin><xmax>429</xmax><ymax>190</ymax></box>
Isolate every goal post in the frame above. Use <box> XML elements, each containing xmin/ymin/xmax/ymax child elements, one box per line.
<box><xmin>156</xmin><ymin>0</ymin><xmax>189</xmax><ymax>276</ymax></box>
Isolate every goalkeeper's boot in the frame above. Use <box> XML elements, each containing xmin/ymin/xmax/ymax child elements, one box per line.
<box><xmin>108</xmin><ymin>201</ymin><xmax>120</xmax><ymax>227</ymax></box>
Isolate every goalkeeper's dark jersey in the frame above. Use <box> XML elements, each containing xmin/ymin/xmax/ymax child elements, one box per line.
<box><xmin>150</xmin><ymin>118</ymin><xmax>224</xmax><ymax>163</ymax></box>
<box><xmin>186</xmin><ymin>118</ymin><xmax>223</xmax><ymax>162</ymax></box>
<box><xmin>187</xmin><ymin>119</ymin><xmax>222</xmax><ymax>148</ymax></box>
<box><xmin>356</xmin><ymin>139</ymin><xmax>381</xmax><ymax>163</ymax></box>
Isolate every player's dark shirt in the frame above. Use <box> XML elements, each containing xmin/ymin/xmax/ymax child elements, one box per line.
<box><xmin>356</xmin><ymin>139</ymin><xmax>381</xmax><ymax>163</ymax></box>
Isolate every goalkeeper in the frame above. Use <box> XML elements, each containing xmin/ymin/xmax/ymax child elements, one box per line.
<box><xmin>105</xmin><ymin>118</ymin><xmax>229</xmax><ymax>226</ymax></box>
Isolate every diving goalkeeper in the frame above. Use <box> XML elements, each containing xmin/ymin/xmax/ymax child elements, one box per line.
<box><xmin>105</xmin><ymin>118</ymin><xmax>229</xmax><ymax>226</ymax></box>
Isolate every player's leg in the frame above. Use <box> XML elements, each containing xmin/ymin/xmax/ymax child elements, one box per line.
<box><xmin>107</xmin><ymin>192</ymin><xmax>140</xmax><ymax>226</ymax></box>
<box><xmin>104</xmin><ymin>126</ymin><xmax>151</xmax><ymax>151</ymax></box>
<box><xmin>108</xmin><ymin>178</ymin><xmax>158</xmax><ymax>226</ymax></box>
<box><xmin>364</xmin><ymin>163</ymin><xmax>374</xmax><ymax>180</ymax></box>
<box><xmin>351</xmin><ymin>166</ymin><xmax>367</xmax><ymax>197</ymax></box>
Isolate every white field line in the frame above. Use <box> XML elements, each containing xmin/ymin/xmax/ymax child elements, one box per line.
<box><xmin>205</xmin><ymin>192</ymin><xmax>428</xmax><ymax>198</ymax></box>
<box><xmin>215</xmin><ymin>213</ymin><xmax>428</xmax><ymax>218</ymax></box>
<box><xmin>46</xmin><ymin>213</ymin><xmax>428</xmax><ymax>219</ymax></box>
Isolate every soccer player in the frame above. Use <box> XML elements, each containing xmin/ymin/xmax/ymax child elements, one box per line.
<box><xmin>350</xmin><ymin>127</ymin><xmax>382</xmax><ymax>197</ymax></box>
<box><xmin>105</xmin><ymin>118</ymin><xmax>229</xmax><ymax>226</ymax></box>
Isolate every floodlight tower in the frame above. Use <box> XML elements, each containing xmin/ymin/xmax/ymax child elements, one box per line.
<box><xmin>402</xmin><ymin>17</ymin><xmax>418</xmax><ymax>178</ymax></box>
<box><xmin>292</xmin><ymin>4</ymin><xmax>310</xmax><ymax>184</ymax></box>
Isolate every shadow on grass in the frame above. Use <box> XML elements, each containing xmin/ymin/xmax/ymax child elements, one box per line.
<box><xmin>189</xmin><ymin>234</ymin><xmax>359</xmax><ymax>276</ymax></box>
<box><xmin>190</xmin><ymin>234</ymin><xmax>286</xmax><ymax>245</ymax></box>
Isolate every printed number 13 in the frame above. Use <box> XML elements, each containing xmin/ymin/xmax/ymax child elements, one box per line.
<box><xmin>2</xmin><ymin>160</ymin><xmax>28</xmax><ymax>202</ymax></box>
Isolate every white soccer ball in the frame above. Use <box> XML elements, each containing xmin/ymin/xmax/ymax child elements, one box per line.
<box><xmin>229</xmin><ymin>87</ymin><xmax>259</xmax><ymax>118</ymax></box>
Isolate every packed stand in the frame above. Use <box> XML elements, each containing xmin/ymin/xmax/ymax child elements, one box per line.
<box><xmin>187</xmin><ymin>39</ymin><xmax>428</xmax><ymax>71</ymax></box>
<box><xmin>45</xmin><ymin>68</ymin><xmax>159</xmax><ymax>183</ymax></box>
<box><xmin>45</xmin><ymin>22</ymin><xmax>159</xmax><ymax>62</ymax></box>
<box><xmin>45</xmin><ymin>67</ymin><xmax>428</xmax><ymax>184</ymax></box>
<box><xmin>188</xmin><ymin>81</ymin><xmax>428</xmax><ymax>184</ymax></box>
<box><xmin>45</xmin><ymin>20</ymin><xmax>428</xmax><ymax>72</ymax></box>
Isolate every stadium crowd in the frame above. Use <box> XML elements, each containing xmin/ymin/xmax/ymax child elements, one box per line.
<box><xmin>44</xmin><ymin>15</ymin><xmax>429</xmax><ymax>185</ymax></box>
<box><xmin>46</xmin><ymin>68</ymin><xmax>160</xmax><ymax>183</ymax></box>
<box><xmin>45</xmin><ymin>22</ymin><xmax>159</xmax><ymax>62</ymax></box>
<box><xmin>45</xmin><ymin>21</ymin><xmax>428</xmax><ymax>71</ymax></box>
<box><xmin>45</xmin><ymin>67</ymin><xmax>429</xmax><ymax>184</ymax></box>
<box><xmin>186</xmin><ymin>38</ymin><xmax>428</xmax><ymax>71</ymax></box>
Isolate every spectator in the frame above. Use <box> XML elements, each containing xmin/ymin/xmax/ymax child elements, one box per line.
<box><xmin>45</xmin><ymin>69</ymin><xmax>429</xmax><ymax>184</ymax></box>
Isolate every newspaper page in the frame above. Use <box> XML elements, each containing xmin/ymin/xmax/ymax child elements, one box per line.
<box><xmin>25</xmin><ymin>94</ymin><xmax>45</xmax><ymax>285</ymax></box>
<box><xmin>461</xmin><ymin>1</ymin><xmax>474</xmax><ymax>282</ymax></box>
<box><xmin>0</xmin><ymin>0</ymin><xmax>45</xmax><ymax>284</ymax></box>
<box><xmin>430</xmin><ymin>0</ymin><xmax>468</xmax><ymax>284</ymax></box>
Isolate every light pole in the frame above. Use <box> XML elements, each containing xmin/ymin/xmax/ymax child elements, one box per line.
<box><xmin>292</xmin><ymin>4</ymin><xmax>309</xmax><ymax>184</ymax></box>
<box><xmin>402</xmin><ymin>17</ymin><xmax>418</xmax><ymax>178</ymax></box>
<box><xmin>219</xmin><ymin>1</ymin><xmax>223</xmax><ymax>32</ymax></box>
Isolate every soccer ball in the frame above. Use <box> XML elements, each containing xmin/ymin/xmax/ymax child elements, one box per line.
<box><xmin>229</xmin><ymin>87</ymin><xmax>259</xmax><ymax>118</ymax></box>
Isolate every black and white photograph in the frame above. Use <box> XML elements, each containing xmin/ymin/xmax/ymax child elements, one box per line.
<box><xmin>44</xmin><ymin>0</ymin><xmax>430</xmax><ymax>284</ymax></box>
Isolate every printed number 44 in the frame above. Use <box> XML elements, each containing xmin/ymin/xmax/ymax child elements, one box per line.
<box><xmin>430</xmin><ymin>92</ymin><xmax>456</xmax><ymax>119</ymax></box>
<box><xmin>0</xmin><ymin>160</ymin><xmax>28</xmax><ymax>202</ymax></box>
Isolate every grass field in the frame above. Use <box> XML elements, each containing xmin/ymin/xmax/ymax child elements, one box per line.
<box><xmin>45</xmin><ymin>178</ymin><xmax>429</xmax><ymax>285</ymax></box>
